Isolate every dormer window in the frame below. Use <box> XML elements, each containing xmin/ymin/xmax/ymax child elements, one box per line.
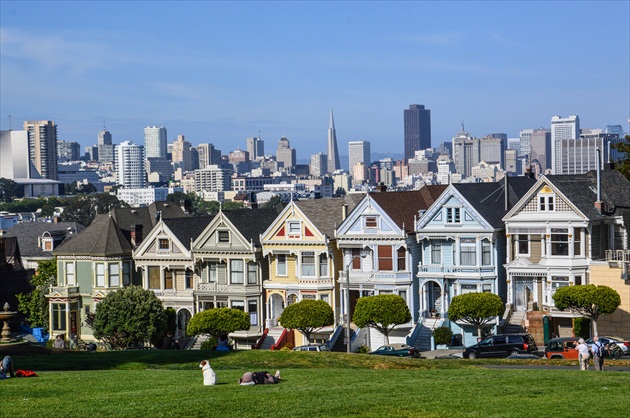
<box><xmin>158</xmin><ymin>238</ymin><xmax>169</xmax><ymax>253</ymax></box>
<box><xmin>218</xmin><ymin>231</ymin><xmax>230</xmax><ymax>243</ymax></box>
<box><xmin>365</xmin><ymin>216</ymin><xmax>378</xmax><ymax>229</ymax></box>
<box><xmin>288</xmin><ymin>221</ymin><xmax>301</xmax><ymax>238</ymax></box>
<box><xmin>539</xmin><ymin>195</ymin><xmax>554</xmax><ymax>211</ymax></box>
<box><xmin>446</xmin><ymin>207</ymin><xmax>461</xmax><ymax>224</ymax></box>
<box><xmin>42</xmin><ymin>238</ymin><xmax>53</xmax><ymax>251</ymax></box>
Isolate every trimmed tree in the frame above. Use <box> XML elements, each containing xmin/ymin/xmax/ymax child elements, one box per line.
<box><xmin>553</xmin><ymin>285</ymin><xmax>621</xmax><ymax>337</ymax></box>
<box><xmin>278</xmin><ymin>299</ymin><xmax>334</xmax><ymax>343</ymax></box>
<box><xmin>17</xmin><ymin>259</ymin><xmax>57</xmax><ymax>331</ymax></box>
<box><xmin>353</xmin><ymin>294</ymin><xmax>411</xmax><ymax>345</ymax></box>
<box><xmin>91</xmin><ymin>286</ymin><xmax>168</xmax><ymax>349</ymax></box>
<box><xmin>448</xmin><ymin>292</ymin><xmax>504</xmax><ymax>338</ymax></box>
<box><xmin>186</xmin><ymin>307</ymin><xmax>250</xmax><ymax>342</ymax></box>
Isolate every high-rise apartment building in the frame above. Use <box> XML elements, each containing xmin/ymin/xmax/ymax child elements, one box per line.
<box><xmin>115</xmin><ymin>141</ymin><xmax>146</xmax><ymax>188</ymax></box>
<box><xmin>144</xmin><ymin>126</ymin><xmax>167</xmax><ymax>159</ymax></box>
<box><xmin>57</xmin><ymin>140</ymin><xmax>81</xmax><ymax>161</ymax></box>
<box><xmin>246</xmin><ymin>137</ymin><xmax>264</xmax><ymax>160</ymax></box>
<box><xmin>194</xmin><ymin>165</ymin><xmax>233</xmax><ymax>192</ymax></box>
<box><xmin>310</xmin><ymin>153</ymin><xmax>327</xmax><ymax>177</ymax></box>
<box><xmin>327</xmin><ymin>109</ymin><xmax>341</xmax><ymax>172</ymax></box>
<box><xmin>404</xmin><ymin>104</ymin><xmax>431</xmax><ymax>162</ymax></box>
<box><xmin>552</xmin><ymin>129</ymin><xmax>622</xmax><ymax>175</ymax></box>
<box><xmin>196</xmin><ymin>143</ymin><xmax>221</xmax><ymax>169</ymax></box>
<box><xmin>348</xmin><ymin>140</ymin><xmax>371</xmax><ymax>182</ymax></box>
<box><xmin>24</xmin><ymin>120</ymin><xmax>59</xmax><ymax>180</ymax></box>
<box><xmin>529</xmin><ymin>129</ymin><xmax>551</xmax><ymax>172</ymax></box>
<box><xmin>551</xmin><ymin>115</ymin><xmax>580</xmax><ymax>174</ymax></box>
<box><xmin>276</xmin><ymin>137</ymin><xmax>296</xmax><ymax>171</ymax></box>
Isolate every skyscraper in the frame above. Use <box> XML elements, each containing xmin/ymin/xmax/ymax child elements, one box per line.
<box><xmin>144</xmin><ymin>126</ymin><xmax>167</xmax><ymax>159</ymax></box>
<box><xmin>98</xmin><ymin>129</ymin><xmax>112</xmax><ymax>145</ymax></box>
<box><xmin>115</xmin><ymin>141</ymin><xmax>146</xmax><ymax>188</ymax></box>
<box><xmin>310</xmin><ymin>153</ymin><xmax>327</xmax><ymax>177</ymax></box>
<box><xmin>551</xmin><ymin>115</ymin><xmax>580</xmax><ymax>174</ymax></box>
<box><xmin>97</xmin><ymin>128</ymin><xmax>114</xmax><ymax>164</ymax></box>
<box><xmin>404</xmin><ymin>104</ymin><xmax>431</xmax><ymax>162</ymax></box>
<box><xmin>327</xmin><ymin>109</ymin><xmax>340</xmax><ymax>173</ymax></box>
<box><xmin>348</xmin><ymin>140</ymin><xmax>371</xmax><ymax>181</ymax></box>
<box><xmin>246</xmin><ymin>137</ymin><xmax>264</xmax><ymax>160</ymax></box>
<box><xmin>172</xmin><ymin>134</ymin><xmax>193</xmax><ymax>172</ymax></box>
<box><xmin>24</xmin><ymin>120</ymin><xmax>58</xmax><ymax>180</ymax></box>
<box><xmin>276</xmin><ymin>137</ymin><xmax>296</xmax><ymax>172</ymax></box>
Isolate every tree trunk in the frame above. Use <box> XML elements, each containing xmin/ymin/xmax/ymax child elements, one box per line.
<box><xmin>383</xmin><ymin>331</ymin><xmax>389</xmax><ymax>345</ymax></box>
<box><xmin>477</xmin><ymin>326</ymin><xmax>483</xmax><ymax>341</ymax></box>
<box><xmin>591</xmin><ymin>318</ymin><xmax>598</xmax><ymax>338</ymax></box>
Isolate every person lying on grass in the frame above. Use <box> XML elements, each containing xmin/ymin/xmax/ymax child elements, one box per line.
<box><xmin>239</xmin><ymin>370</ymin><xmax>281</xmax><ymax>385</ymax></box>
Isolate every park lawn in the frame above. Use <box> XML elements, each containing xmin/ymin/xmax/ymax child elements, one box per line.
<box><xmin>2</xmin><ymin>350</ymin><xmax>629</xmax><ymax>417</ymax></box>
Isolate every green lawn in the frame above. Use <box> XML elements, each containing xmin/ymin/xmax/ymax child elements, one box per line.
<box><xmin>3</xmin><ymin>349</ymin><xmax>629</xmax><ymax>417</ymax></box>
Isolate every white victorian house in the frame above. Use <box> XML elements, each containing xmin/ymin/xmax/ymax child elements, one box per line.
<box><xmin>335</xmin><ymin>187</ymin><xmax>446</xmax><ymax>350</ymax></box>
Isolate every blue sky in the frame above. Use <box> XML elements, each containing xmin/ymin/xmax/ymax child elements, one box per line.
<box><xmin>1</xmin><ymin>1</ymin><xmax>628</xmax><ymax>161</ymax></box>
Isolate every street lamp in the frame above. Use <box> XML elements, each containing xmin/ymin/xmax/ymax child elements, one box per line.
<box><xmin>345</xmin><ymin>250</ymin><xmax>367</xmax><ymax>354</ymax></box>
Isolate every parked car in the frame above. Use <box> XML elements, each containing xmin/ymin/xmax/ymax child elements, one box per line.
<box><xmin>507</xmin><ymin>353</ymin><xmax>541</xmax><ymax>360</ymax></box>
<box><xmin>545</xmin><ymin>337</ymin><xmax>579</xmax><ymax>360</ymax></box>
<box><xmin>463</xmin><ymin>334</ymin><xmax>538</xmax><ymax>359</ymax></box>
<box><xmin>585</xmin><ymin>336</ymin><xmax>630</xmax><ymax>355</ymax></box>
<box><xmin>369</xmin><ymin>343</ymin><xmax>421</xmax><ymax>358</ymax></box>
<box><xmin>293</xmin><ymin>343</ymin><xmax>330</xmax><ymax>352</ymax></box>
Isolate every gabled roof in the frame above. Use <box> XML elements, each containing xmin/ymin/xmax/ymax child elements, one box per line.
<box><xmin>162</xmin><ymin>215</ymin><xmax>215</xmax><ymax>248</ymax></box>
<box><xmin>111</xmin><ymin>201</ymin><xmax>190</xmax><ymax>245</ymax></box>
<box><xmin>294</xmin><ymin>195</ymin><xmax>364</xmax><ymax>238</ymax></box>
<box><xmin>222</xmin><ymin>207</ymin><xmax>283</xmax><ymax>245</ymax></box>
<box><xmin>454</xmin><ymin>177</ymin><xmax>536</xmax><ymax>228</ymax></box>
<box><xmin>54</xmin><ymin>214</ymin><xmax>132</xmax><ymax>256</ymax></box>
<box><xmin>368</xmin><ymin>186</ymin><xmax>447</xmax><ymax>232</ymax></box>
<box><xmin>545</xmin><ymin>170</ymin><xmax>630</xmax><ymax>219</ymax></box>
<box><xmin>4</xmin><ymin>222</ymin><xmax>84</xmax><ymax>258</ymax></box>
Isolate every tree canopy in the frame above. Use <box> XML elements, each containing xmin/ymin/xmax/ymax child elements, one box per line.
<box><xmin>186</xmin><ymin>307</ymin><xmax>250</xmax><ymax>339</ymax></box>
<box><xmin>16</xmin><ymin>259</ymin><xmax>57</xmax><ymax>330</ymax></box>
<box><xmin>0</xmin><ymin>178</ymin><xmax>24</xmax><ymax>202</ymax></box>
<box><xmin>279</xmin><ymin>299</ymin><xmax>334</xmax><ymax>342</ymax></box>
<box><xmin>553</xmin><ymin>285</ymin><xmax>621</xmax><ymax>337</ymax></box>
<box><xmin>90</xmin><ymin>286</ymin><xmax>168</xmax><ymax>349</ymax></box>
<box><xmin>611</xmin><ymin>135</ymin><xmax>630</xmax><ymax>180</ymax></box>
<box><xmin>447</xmin><ymin>292</ymin><xmax>504</xmax><ymax>337</ymax></box>
<box><xmin>353</xmin><ymin>294</ymin><xmax>411</xmax><ymax>344</ymax></box>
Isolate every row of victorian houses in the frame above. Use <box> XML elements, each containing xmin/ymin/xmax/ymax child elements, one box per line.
<box><xmin>45</xmin><ymin>168</ymin><xmax>630</xmax><ymax>350</ymax></box>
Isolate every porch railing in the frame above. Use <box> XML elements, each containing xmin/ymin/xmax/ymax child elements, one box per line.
<box><xmin>252</xmin><ymin>328</ymin><xmax>268</xmax><ymax>350</ymax></box>
<box><xmin>271</xmin><ymin>328</ymin><xmax>294</xmax><ymax>350</ymax></box>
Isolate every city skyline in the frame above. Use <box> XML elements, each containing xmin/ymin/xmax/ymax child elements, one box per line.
<box><xmin>1</xmin><ymin>1</ymin><xmax>628</xmax><ymax>160</ymax></box>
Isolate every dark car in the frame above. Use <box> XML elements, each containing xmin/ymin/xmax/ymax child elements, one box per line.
<box><xmin>369</xmin><ymin>343</ymin><xmax>421</xmax><ymax>358</ymax></box>
<box><xmin>463</xmin><ymin>334</ymin><xmax>538</xmax><ymax>359</ymax></box>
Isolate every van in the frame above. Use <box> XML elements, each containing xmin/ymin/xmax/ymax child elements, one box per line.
<box><xmin>463</xmin><ymin>334</ymin><xmax>538</xmax><ymax>359</ymax></box>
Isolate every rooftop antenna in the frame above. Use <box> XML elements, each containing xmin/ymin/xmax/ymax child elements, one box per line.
<box><xmin>103</xmin><ymin>116</ymin><xmax>106</xmax><ymax>131</ymax></box>
<box><xmin>461</xmin><ymin>121</ymin><xmax>465</xmax><ymax>132</ymax></box>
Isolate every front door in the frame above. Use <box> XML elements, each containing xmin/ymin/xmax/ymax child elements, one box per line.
<box><xmin>514</xmin><ymin>279</ymin><xmax>533</xmax><ymax>311</ymax></box>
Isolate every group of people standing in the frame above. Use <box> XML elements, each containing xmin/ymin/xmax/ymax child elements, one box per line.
<box><xmin>575</xmin><ymin>337</ymin><xmax>605</xmax><ymax>371</ymax></box>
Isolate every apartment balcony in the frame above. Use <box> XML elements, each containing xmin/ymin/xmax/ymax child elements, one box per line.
<box><xmin>418</xmin><ymin>265</ymin><xmax>496</xmax><ymax>277</ymax></box>
<box><xmin>48</xmin><ymin>286</ymin><xmax>80</xmax><ymax>297</ymax></box>
<box><xmin>195</xmin><ymin>282</ymin><xmax>260</xmax><ymax>294</ymax></box>
<box><xmin>340</xmin><ymin>271</ymin><xmax>411</xmax><ymax>285</ymax></box>
<box><xmin>152</xmin><ymin>289</ymin><xmax>194</xmax><ymax>299</ymax></box>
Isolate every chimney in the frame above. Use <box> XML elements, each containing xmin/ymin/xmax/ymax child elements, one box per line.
<box><xmin>130</xmin><ymin>224</ymin><xmax>143</xmax><ymax>247</ymax></box>
<box><xmin>342</xmin><ymin>204</ymin><xmax>348</xmax><ymax>221</ymax></box>
<box><xmin>376</xmin><ymin>183</ymin><xmax>387</xmax><ymax>192</ymax></box>
<box><xmin>595</xmin><ymin>148</ymin><xmax>602</xmax><ymax>214</ymax></box>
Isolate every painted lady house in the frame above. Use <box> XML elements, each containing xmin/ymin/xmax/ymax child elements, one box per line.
<box><xmin>503</xmin><ymin>169</ymin><xmax>630</xmax><ymax>339</ymax></box>
<box><xmin>415</xmin><ymin>178</ymin><xmax>534</xmax><ymax>347</ymax></box>
<box><xmin>191</xmin><ymin>207</ymin><xmax>282</xmax><ymax>349</ymax></box>
<box><xmin>334</xmin><ymin>186</ymin><xmax>446</xmax><ymax>351</ymax></box>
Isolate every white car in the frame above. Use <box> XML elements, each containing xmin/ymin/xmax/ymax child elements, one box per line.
<box><xmin>585</xmin><ymin>336</ymin><xmax>630</xmax><ymax>355</ymax></box>
<box><xmin>293</xmin><ymin>343</ymin><xmax>330</xmax><ymax>352</ymax></box>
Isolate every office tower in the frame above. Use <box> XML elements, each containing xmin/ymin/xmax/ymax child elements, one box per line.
<box><xmin>436</xmin><ymin>154</ymin><xmax>455</xmax><ymax>185</ymax></box>
<box><xmin>0</xmin><ymin>130</ymin><xmax>30</xmax><ymax>179</ymax></box>
<box><xmin>246</xmin><ymin>137</ymin><xmax>264</xmax><ymax>160</ymax></box>
<box><xmin>348</xmin><ymin>140</ymin><xmax>371</xmax><ymax>171</ymax></box>
<box><xmin>404</xmin><ymin>104</ymin><xmax>431</xmax><ymax>162</ymax></box>
<box><xmin>310</xmin><ymin>153</ymin><xmax>327</xmax><ymax>177</ymax></box>
<box><xmin>57</xmin><ymin>140</ymin><xmax>81</xmax><ymax>161</ymax></box>
<box><xmin>115</xmin><ymin>141</ymin><xmax>146</xmax><ymax>188</ymax></box>
<box><xmin>452</xmin><ymin>130</ymin><xmax>475</xmax><ymax>177</ymax></box>
<box><xmin>228</xmin><ymin>149</ymin><xmax>250</xmax><ymax>175</ymax></box>
<box><xmin>507</xmin><ymin>138</ymin><xmax>521</xmax><ymax>153</ymax></box>
<box><xmin>146</xmin><ymin>157</ymin><xmax>174</xmax><ymax>182</ymax></box>
<box><xmin>172</xmin><ymin>135</ymin><xmax>193</xmax><ymax>172</ymax></box>
<box><xmin>479</xmin><ymin>136</ymin><xmax>503</xmax><ymax>166</ymax></box>
<box><xmin>529</xmin><ymin>129</ymin><xmax>551</xmax><ymax>172</ymax></box>
<box><xmin>504</xmin><ymin>149</ymin><xmax>518</xmax><ymax>175</ymax></box>
<box><xmin>327</xmin><ymin>109</ymin><xmax>341</xmax><ymax>172</ymax></box>
<box><xmin>276</xmin><ymin>137</ymin><xmax>296</xmax><ymax>171</ymax></box>
<box><xmin>85</xmin><ymin>146</ymin><xmax>98</xmax><ymax>161</ymax></box>
<box><xmin>98</xmin><ymin>129</ymin><xmax>112</xmax><ymax>146</ymax></box>
<box><xmin>553</xmin><ymin>129</ymin><xmax>621</xmax><ymax>174</ymax></box>
<box><xmin>604</xmin><ymin>125</ymin><xmax>625</xmax><ymax>137</ymax></box>
<box><xmin>551</xmin><ymin>115</ymin><xmax>580</xmax><ymax>174</ymax></box>
<box><xmin>194</xmin><ymin>165</ymin><xmax>233</xmax><ymax>192</ymax></box>
<box><xmin>98</xmin><ymin>144</ymin><xmax>114</xmax><ymax>164</ymax></box>
<box><xmin>23</xmin><ymin>120</ymin><xmax>58</xmax><ymax>180</ymax></box>
<box><xmin>519</xmin><ymin>129</ymin><xmax>533</xmax><ymax>158</ymax></box>
<box><xmin>197</xmin><ymin>143</ymin><xmax>221</xmax><ymax>169</ymax></box>
<box><xmin>144</xmin><ymin>126</ymin><xmax>167</xmax><ymax>159</ymax></box>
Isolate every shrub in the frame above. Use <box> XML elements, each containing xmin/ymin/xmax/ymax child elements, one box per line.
<box><xmin>200</xmin><ymin>337</ymin><xmax>218</xmax><ymax>351</ymax></box>
<box><xmin>280</xmin><ymin>346</ymin><xmax>292</xmax><ymax>352</ymax></box>
<box><xmin>432</xmin><ymin>326</ymin><xmax>453</xmax><ymax>346</ymax></box>
<box><xmin>358</xmin><ymin>345</ymin><xmax>370</xmax><ymax>354</ymax></box>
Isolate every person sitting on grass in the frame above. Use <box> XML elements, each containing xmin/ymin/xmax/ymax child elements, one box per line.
<box><xmin>0</xmin><ymin>356</ymin><xmax>15</xmax><ymax>379</ymax></box>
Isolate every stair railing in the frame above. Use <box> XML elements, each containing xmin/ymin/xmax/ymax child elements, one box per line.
<box><xmin>252</xmin><ymin>328</ymin><xmax>269</xmax><ymax>350</ymax></box>
<box><xmin>271</xmin><ymin>328</ymin><xmax>293</xmax><ymax>350</ymax></box>
<box><xmin>405</xmin><ymin>317</ymin><xmax>424</xmax><ymax>347</ymax></box>
<box><xmin>326</xmin><ymin>324</ymin><xmax>344</xmax><ymax>350</ymax></box>
<box><xmin>499</xmin><ymin>303</ymin><xmax>512</xmax><ymax>334</ymax></box>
